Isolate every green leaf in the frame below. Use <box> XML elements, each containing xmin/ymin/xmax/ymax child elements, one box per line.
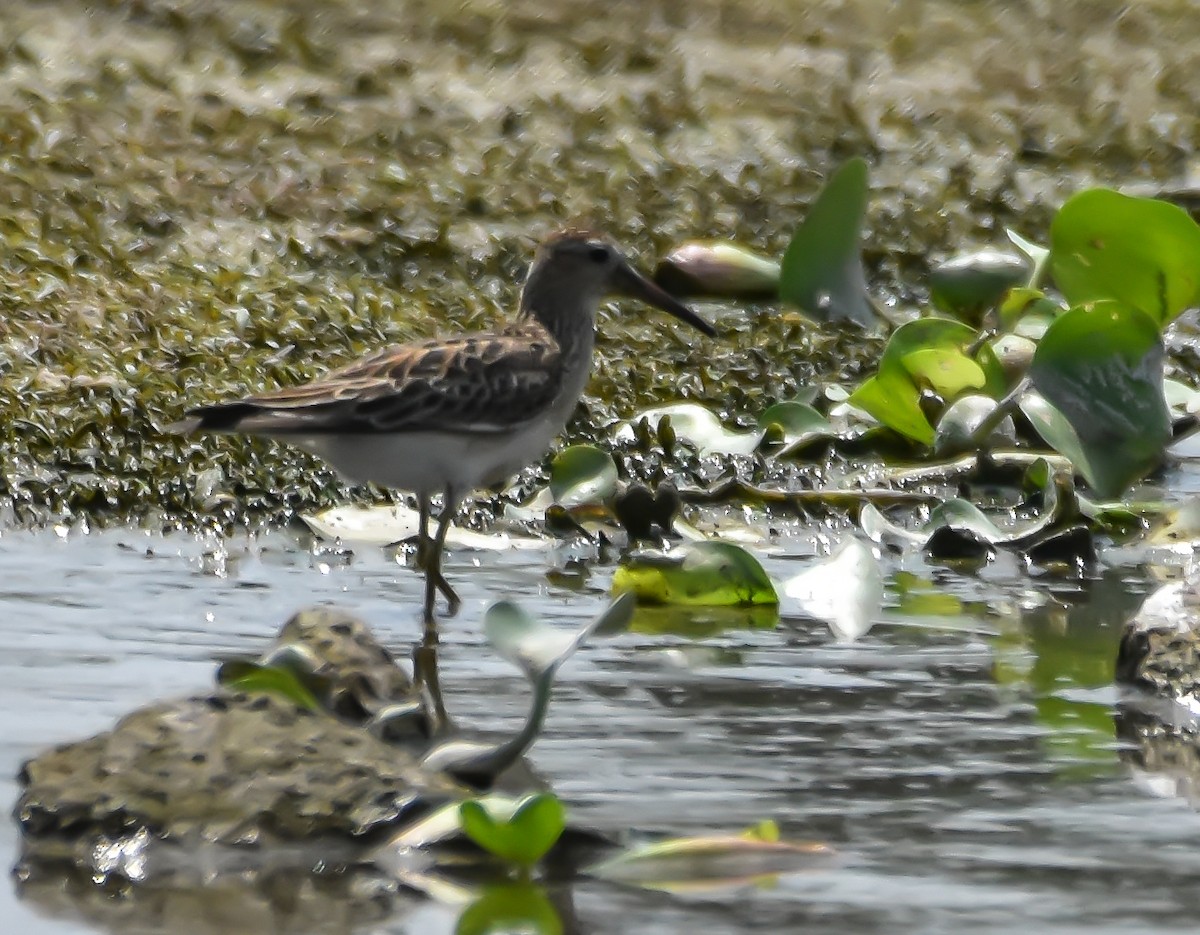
<box><xmin>1027</xmin><ymin>303</ymin><xmax>1170</xmax><ymax>497</ymax></box>
<box><xmin>455</xmin><ymin>884</ymin><xmax>563</xmax><ymax>935</ymax></box>
<box><xmin>458</xmin><ymin>793</ymin><xmax>566</xmax><ymax>869</ymax></box>
<box><xmin>1050</xmin><ymin>188</ymin><xmax>1200</xmax><ymax>325</ymax></box>
<box><xmin>779</xmin><ymin>157</ymin><xmax>878</xmax><ymax>327</ymax></box>
<box><xmin>997</xmin><ymin>287</ymin><xmax>1063</xmax><ymax>332</ymax></box>
<box><xmin>847</xmin><ymin>318</ymin><xmax>985</xmax><ymax>445</ymax></box>
<box><xmin>612</xmin><ymin>541</ymin><xmax>778</xmax><ymax>606</ymax></box>
<box><xmin>849</xmin><ymin>371</ymin><xmax>934</xmax><ymax>445</ymax></box>
<box><xmin>216</xmin><ymin>660</ymin><xmax>322</xmax><ymax>712</ymax></box>
<box><xmin>1006</xmin><ymin>228</ymin><xmax>1051</xmax><ymax>287</ymax></box>
<box><xmin>548</xmin><ymin>444</ymin><xmax>618</xmax><ymax>507</ymax></box>
<box><xmin>929</xmin><ymin>250</ymin><xmax>1028</xmax><ymax>324</ymax></box>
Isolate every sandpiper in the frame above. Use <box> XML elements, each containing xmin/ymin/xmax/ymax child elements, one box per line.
<box><xmin>172</xmin><ymin>229</ymin><xmax>715</xmax><ymax>626</ymax></box>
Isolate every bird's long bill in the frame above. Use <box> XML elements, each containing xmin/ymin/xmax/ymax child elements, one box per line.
<box><xmin>613</xmin><ymin>260</ymin><xmax>717</xmax><ymax>337</ymax></box>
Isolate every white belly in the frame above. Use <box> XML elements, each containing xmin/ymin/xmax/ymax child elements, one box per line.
<box><xmin>291</xmin><ymin>413</ymin><xmax>567</xmax><ymax>497</ymax></box>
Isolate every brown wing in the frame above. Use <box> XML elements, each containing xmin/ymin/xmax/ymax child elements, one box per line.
<box><xmin>175</xmin><ymin>327</ymin><xmax>564</xmax><ymax>436</ymax></box>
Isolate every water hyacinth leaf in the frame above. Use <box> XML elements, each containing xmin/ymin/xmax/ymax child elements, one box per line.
<box><xmin>929</xmin><ymin>250</ymin><xmax>1028</xmax><ymax>324</ymax></box>
<box><xmin>1050</xmin><ymin>188</ymin><xmax>1200</xmax><ymax>325</ymax></box>
<box><xmin>923</xmin><ymin>501</ymin><xmax>999</xmax><ymax>560</ymax></box>
<box><xmin>458</xmin><ymin>793</ymin><xmax>566</xmax><ymax>869</ymax></box>
<box><xmin>975</xmin><ymin>342</ymin><xmax>1009</xmax><ymax>399</ymax></box>
<box><xmin>614</xmin><ymin>403</ymin><xmax>759</xmax><ymax>456</ymax></box>
<box><xmin>933</xmin><ymin>394</ymin><xmax>1014</xmax><ymax>456</ymax></box>
<box><xmin>1019</xmin><ymin>392</ymin><xmax>1090</xmax><ymax>477</ymax></box>
<box><xmin>756</xmin><ymin>400</ymin><xmax>830</xmax><ymax>439</ymax></box>
<box><xmin>455</xmin><ymin>884</ymin><xmax>563</xmax><ymax>935</ymax></box>
<box><xmin>757</xmin><ymin>400</ymin><xmax>834</xmax><ymax>454</ymax></box>
<box><xmin>998</xmin><ymin>287</ymin><xmax>1063</xmax><ymax>332</ymax></box>
<box><xmin>848</xmin><ymin>371</ymin><xmax>933</xmax><ymax>445</ymax></box>
<box><xmin>654</xmin><ymin>241</ymin><xmax>781</xmax><ymax>299</ymax></box>
<box><xmin>779</xmin><ymin>157</ymin><xmax>878</xmax><ymax>327</ymax></box>
<box><xmin>216</xmin><ymin>660</ymin><xmax>322</xmax><ymax>712</ymax></box>
<box><xmin>1028</xmin><ymin>304</ymin><xmax>1170</xmax><ymax>497</ymax></box>
<box><xmin>587</xmin><ymin>827</ymin><xmax>833</xmax><ymax>892</ymax></box>
<box><xmin>1006</xmin><ymin>228</ymin><xmax>1052</xmax><ymax>287</ymax></box>
<box><xmin>612</xmin><ymin>542</ymin><xmax>778</xmax><ymax>606</ymax></box>
<box><xmin>548</xmin><ymin>444</ymin><xmax>618</xmax><ymax>507</ymax></box>
<box><xmin>859</xmin><ymin>502</ymin><xmax>925</xmax><ymax>550</ymax></box>
<box><xmin>781</xmin><ymin>538</ymin><xmax>884</xmax><ymax>642</ymax></box>
<box><xmin>484</xmin><ymin>593</ymin><xmax>635</xmax><ymax>680</ymax></box>
<box><xmin>848</xmin><ymin>318</ymin><xmax>985</xmax><ymax>444</ymax></box>
<box><xmin>928</xmin><ymin>499</ymin><xmax>1006</xmax><ymax>540</ymax></box>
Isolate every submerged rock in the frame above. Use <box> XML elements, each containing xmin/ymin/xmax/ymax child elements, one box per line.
<box><xmin>14</xmin><ymin>608</ymin><xmax>471</xmax><ymax>851</ymax></box>
<box><xmin>1115</xmin><ymin>581</ymin><xmax>1200</xmax><ymax>712</ymax></box>
<box><xmin>1115</xmin><ymin>580</ymin><xmax>1200</xmax><ymax>809</ymax></box>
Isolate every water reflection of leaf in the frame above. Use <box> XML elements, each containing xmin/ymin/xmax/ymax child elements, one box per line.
<box><xmin>455</xmin><ymin>883</ymin><xmax>563</xmax><ymax>935</ymax></box>
<box><xmin>990</xmin><ymin>571</ymin><xmax>1154</xmax><ymax>780</ymax></box>
<box><xmin>630</xmin><ymin>604</ymin><xmax>779</xmax><ymax>638</ymax></box>
<box><xmin>587</xmin><ymin>824</ymin><xmax>833</xmax><ymax>894</ymax></box>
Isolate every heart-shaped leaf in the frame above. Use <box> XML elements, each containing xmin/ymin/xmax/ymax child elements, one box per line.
<box><xmin>1050</xmin><ymin>188</ymin><xmax>1200</xmax><ymax>325</ymax></box>
<box><xmin>612</xmin><ymin>542</ymin><xmax>778</xmax><ymax>606</ymax></box>
<box><xmin>458</xmin><ymin>793</ymin><xmax>566</xmax><ymax>869</ymax></box>
<box><xmin>1027</xmin><ymin>303</ymin><xmax>1170</xmax><ymax>497</ymax></box>
<box><xmin>548</xmin><ymin>444</ymin><xmax>618</xmax><ymax>507</ymax></box>
<box><xmin>779</xmin><ymin>157</ymin><xmax>878</xmax><ymax>327</ymax></box>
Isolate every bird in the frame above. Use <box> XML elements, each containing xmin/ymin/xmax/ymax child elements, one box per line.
<box><xmin>171</xmin><ymin>229</ymin><xmax>716</xmax><ymax>628</ymax></box>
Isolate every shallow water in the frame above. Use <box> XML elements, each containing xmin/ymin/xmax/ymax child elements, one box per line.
<box><xmin>3</xmin><ymin>513</ymin><xmax>1199</xmax><ymax>934</ymax></box>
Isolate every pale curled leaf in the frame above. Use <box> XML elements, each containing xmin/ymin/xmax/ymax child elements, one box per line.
<box><xmin>781</xmin><ymin>538</ymin><xmax>884</xmax><ymax>642</ymax></box>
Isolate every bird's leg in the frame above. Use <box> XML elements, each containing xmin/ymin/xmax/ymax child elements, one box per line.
<box><xmin>430</xmin><ymin>488</ymin><xmax>461</xmax><ymax>615</ymax></box>
<box><xmin>413</xmin><ymin>489</ymin><xmax>459</xmax><ymax>732</ymax></box>
<box><xmin>411</xmin><ymin>638</ymin><xmax>448</xmax><ymax>736</ymax></box>
<box><xmin>414</xmin><ymin>494</ymin><xmax>457</xmax><ymax>614</ymax></box>
<box><xmin>415</xmin><ymin>494</ymin><xmax>432</xmax><ymax>569</ymax></box>
<box><xmin>420</xmin><ymin>489</ymin><xmax>461</xmax><ymax>629</ymax></box>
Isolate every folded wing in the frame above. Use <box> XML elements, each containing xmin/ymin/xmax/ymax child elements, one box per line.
<box><xmin>173</xmin><ymin>329</ymin><xmax>563</xmax><ymax>436</ymax></box>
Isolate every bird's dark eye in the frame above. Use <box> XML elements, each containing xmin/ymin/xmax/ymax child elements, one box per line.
<box><xmin>588</xmin><ymin>245</ymin><xmax>610</xmax><ymax>263</ymax></box>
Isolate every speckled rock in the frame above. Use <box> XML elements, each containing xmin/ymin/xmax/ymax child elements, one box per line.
<box><xmin>14</xmin><ymin>607</ymin><xmax>464</xmax><ymax>849</ymax></box>
<box><xmin>1116</xmin><ymin>581</ymin><xmax>1200</xmax><ymax>711</ymax></box>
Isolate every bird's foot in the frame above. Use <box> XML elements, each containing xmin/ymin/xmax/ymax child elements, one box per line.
<box><xmin>436</xmin><ymin>573</ymin><xmax>461</xmax><ymax>616</ymax></box>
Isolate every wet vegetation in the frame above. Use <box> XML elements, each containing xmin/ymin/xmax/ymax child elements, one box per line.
<box><xmin>4</xmin><ymin>0</ymin><xmax>1200</xmax><ymax>530</ymax></box>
